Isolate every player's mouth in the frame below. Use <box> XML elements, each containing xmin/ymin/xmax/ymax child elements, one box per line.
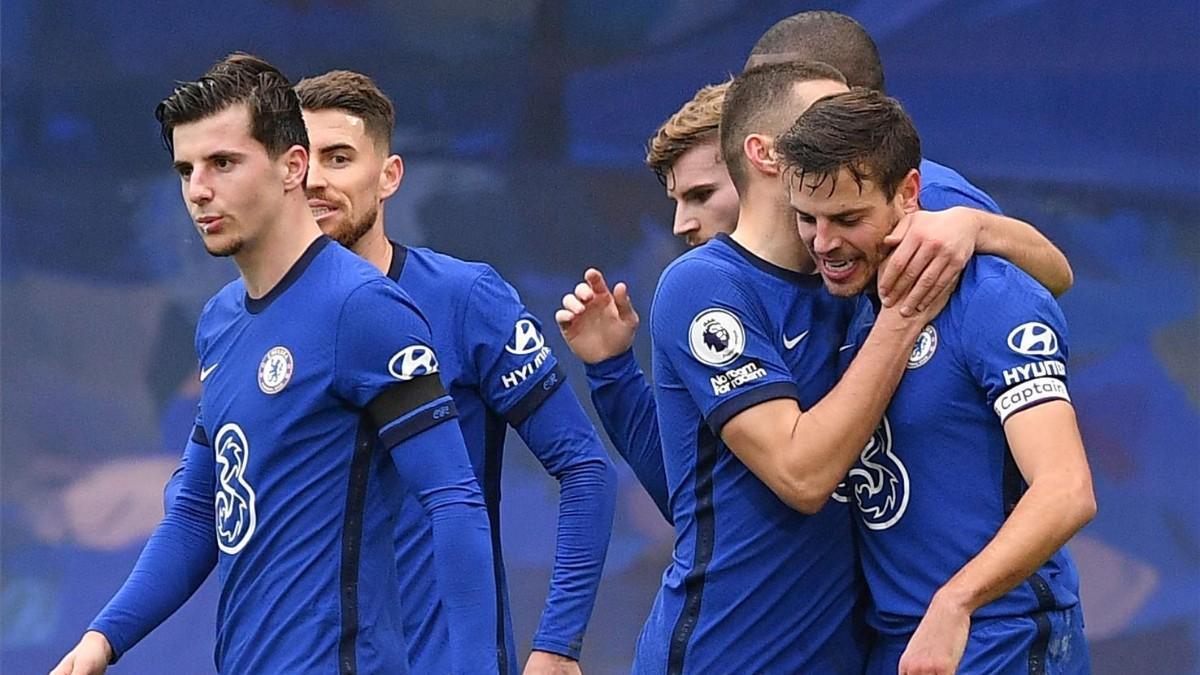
<box><xmin>197</xmin><ymin>215</ymin><xmax>225</xmax><ymax>234</ymax></box>
<box><xmin>819</xmin><ymin>257</ymin><xmax>858</xmax><ymax>282</ymax></box>
<box><xmin>308</xmin><ymin>200</ymin><xmax>340</xmax><ymax>222</ymax></box>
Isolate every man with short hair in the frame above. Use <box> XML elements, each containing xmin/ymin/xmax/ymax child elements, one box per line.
<box><xmin>778</xmin><ymin>87</ymin><xmax>1094</xmax><ymax>674</ymax></box>
<box><xmin>293</xmin><ymin>69</ymin><xmax>617</xmax><ymax>675</ymax></box>
<box><xmin>51</xmin><ymin>54</ymin><xmax>499</xmax><ymax>675</ymax></box>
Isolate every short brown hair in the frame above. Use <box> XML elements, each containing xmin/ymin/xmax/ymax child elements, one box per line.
<box><xmin>156</xmin><ymin>52</ymin><xmax>308</xmax><ymax>158</ymax></box>
<box><xmin>645</xmin><ymin>80</ymin><xmax>730</xmax><ymax>185</ymax></box>
<box><xmin>294</xmin><ymin>70</ymin><xmax>396</xmax><ymax>151</ymax></box>
<box><xmin>776</xmin><ymin>88</ymin><xmax>921</xmax><ymax>201</ymax></box>
<box><xmin>746</xmin><ymin>11</ymin><xmax>885</xmax><ymax>92</ymax></box>
<box><xmin>719</xmin><ymin>61</ymin><xmax>847</xmax><ymax>193</ymax></box>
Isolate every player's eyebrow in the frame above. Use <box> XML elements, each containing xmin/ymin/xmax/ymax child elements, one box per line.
<box><xmin>317</xmin><ymin>142</ymin><xmax>356</xmax><ymax>155</ymax></box>
<box><xmin>828</xmin><ymin>206</ymin><xmax>871</xmax><ymax>219</ymax></box>
<box><xmin>679</xmin><ymin>183</ymin><xmax>715</xmax><ymax>201</ymax></box>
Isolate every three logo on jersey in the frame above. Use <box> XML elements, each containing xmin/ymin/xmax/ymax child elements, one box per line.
<box><xmin>834</xmin><ymin>417</ymin><xmax>911</xmax><ymax>530</ymax></box>
<box><xmin>214</xmin><ymin>423</ymin><xmax>258</xmax><ymax>554</ymax></box>
<box><xmin>501</xmin><ymin>318</ymin><xmax>552</xmax><ymax>389</ymax></box>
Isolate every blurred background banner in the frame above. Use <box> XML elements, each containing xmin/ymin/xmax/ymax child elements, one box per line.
<box><xmin>2</xmin><ymin>2</ymin><xmax>1197</xmax><ymax>673</ymax></box>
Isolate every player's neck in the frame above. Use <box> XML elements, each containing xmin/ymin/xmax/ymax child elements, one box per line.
<box><xmin>730</xmin><ymin>192</ymin><xmax>814</xmax><ymax>273</ymax></box>
<box><xmin>236</xmin><ymin>197</ymin><xmax>323</xmax><ymax>299</ymax></box>
<box><xmin>352</xmin><ymin>222</ymin><xmax>392</xmax><ymax>275</ymax></box>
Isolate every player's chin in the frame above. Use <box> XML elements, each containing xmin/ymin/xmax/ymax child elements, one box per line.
<box><xmin>203</xmin><ymin>236</ymin><xmax>244</xmax><ymax>258</ymax></box>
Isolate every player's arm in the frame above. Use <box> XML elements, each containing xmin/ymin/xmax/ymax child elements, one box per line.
<box><xmin>880</xmin><ymin>208</ymin><xmax>1073</xmax><ymax>317</ymax></box>
<box><xmin>899</xmin><ymin>273</ymin><xmax>1095</xmax><ymax>675</ymax></box>
<box><xmin>512</xmin><ymin>385</ymin><xmax>616</xmax><ymax>667</ymax></box>
<box><xmin>556</xmin><ymin>269</ymin><xmax>671</xmax><ymax>522</ymax></box>
<box><xmin>52</xmin><ymin>426</ymin><xmax>218</xmax><ymax>675</ymax></box>
<box><xmin>382</xmin><ymin>399</ymin><xmax>499</xmax><ymax>675</ymax></box>
<box><xmin>336</xmin><ymin>281</ymin><xmax>498</xmax><ymax>675</ymax></box>
<box><xmin>721</xmin><ymin>299</ymin><xmax>942</xmax><ymax>514</ymax></box>
<box><xmin>469</xmin><ymin>268</ymin><xmax>617</xmax><ymax>667</ymax></box>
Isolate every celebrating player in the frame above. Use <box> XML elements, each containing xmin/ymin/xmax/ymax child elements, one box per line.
<box><xmin>293</xmin><ymin>70</ymin><xmax>617</xmax><ymax>675</ymax></box>
<box><xmin>779</xmin><ymin>88</ymin><xmax>1095</xmax><ymax>675</ymax></box>
<box><xmin>51</xmin><ymin>55</ymin><xmax>498</xmax><ymax>675</ymax></box>
<box><xmin>561</xmin><ymin>10</ymin><xmax>1075</xmax><ymax>523</ymax></box>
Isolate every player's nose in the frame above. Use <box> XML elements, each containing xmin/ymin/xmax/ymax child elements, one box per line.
<box><xmin>673</xmin><ymin>208</ymin><xmax>699</xmax><ymax>239</ymax></box>
<box><xmin>186</xmin><ymin>174</ymin><xmax>214</xmax><ymax>204</ymax></box>
<box><xmin>811</xmin><ymin>220</ymin><xmax>839</xmax><ymax>255</ymax></box>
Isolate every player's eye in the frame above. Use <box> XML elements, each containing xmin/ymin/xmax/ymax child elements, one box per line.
<box><xmin>331</xmin><ymin>154</ymin><xmax>351</xmax><ymax>166</ymax></box>
<box><xmin>214</xmin><ymin>157</ymin><xmax>234</xmax><ymax>171</ymax></box>
<box><xmin>178</xmin><ymin>168</ymin><xmax>193</xmax><ymax>180</ymax></box>
<box><xmin>691</xmin><ymin>189</ymin><xmax>714</xmax><ymax>204</ymax></box>
<box><xmin>839</xmin><ymin>217</ymin><xmax>862</xmax><ymax>226</ymax></box>
<box><xmin>795</xmin><ymin>212</ymin><xmax>816</xmax><ymax>225</ymax></box>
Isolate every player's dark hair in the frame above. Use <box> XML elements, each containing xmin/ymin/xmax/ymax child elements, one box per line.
<box><xmin>776</xmin><ymin>88</ymin><xmax>921</xmax><ymax>201</ymax></box>
<box><xmin>155</xmin><ymin>52</ymin><xmax>308</xmax><ymax>157</ymax></box>
<box><xmin>746</xmin><ymin>11</ymin><xmax>885</xmax><ymax>92</ymax></box>
<box><xmin>295</xmin><ymin>70</ymin><xmax>396</xmax><ymax>151</ymax></box>
<box><xmin>719</xmin><ymin>61</ymin><xmax>847</xmax><ymax>194</ymax></box>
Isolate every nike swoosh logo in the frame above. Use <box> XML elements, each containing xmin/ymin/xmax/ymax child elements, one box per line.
<box><xmin>200</xmin><ymin>363</ymin><xmax>219</xmax><ymax>382</ymax></box>
<box><xmin>838</xmin><ymin>343</ymin><xmax>856</xmax><ymax>352</ymax></box>
<box><xmin>783</xmin><ymin>330</ymin><xmax>810</xmax><ymax>349</ymax></box>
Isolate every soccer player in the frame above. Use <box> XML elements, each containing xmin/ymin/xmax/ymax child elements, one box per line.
<box><xmin>778</xmin><ymin>88</ymin><xmax>1095</xmax><ymax>674</ymax></box>
<box><xmin>560</xmin><ymin>10</ymin><xmax>1074</xmax><ymax>522</ymax></box>
<box><xmin>292</xmin><ymin>70</ymin><xmax>617</xmax><ymax>675</ymax></box>
<box><xmin>568</xmin><ymin>82</ymin><xmax>738</xmax><ymax>522</ymax></box>
<box><xmin>51</xmin><ymin>55</ymin><xmax>499</xmax><ymax>675</ymax></box>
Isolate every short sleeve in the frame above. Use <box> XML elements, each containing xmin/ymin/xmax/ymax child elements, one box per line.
<box><xmin>651</xmin><ymin>259</ymin><xmax>798</xmax><ymax>434</ymax></box>
<box><xmin>333</xmin><ymin>279</ymin><xmax>455</xmax><ymax>441</ymax></box>
<box><xmin>464</xmin><ymin>268</ymin><xmax>563</xmax><ymax>425</ymax></box>
<box><xmin>961</xmin><ymin>263</ymin><xmax>1071</xmax><ymax>424</ymax></box>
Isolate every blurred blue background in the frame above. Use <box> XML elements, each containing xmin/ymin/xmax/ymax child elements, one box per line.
<box><xmin>2</xmin><ymin>1</ymin><xmax>1197</xmax><ymax>673</ymax></box>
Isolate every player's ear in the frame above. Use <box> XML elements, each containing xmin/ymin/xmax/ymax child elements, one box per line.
<box><xmin>895</xmin><ymin>168</ymin><xmax>921</xmax><ymax>214</ymax></box>
<box><xmin>280</xmin><ymin>144</ymin><xmax>309</xmax><ymax>192</ymax></box>
<box><xmin>743</xmin><ymin>133</ymin><xmax>780</xmax><ymax>177</ymax></box>
<box><xmin>379</xmin><ymin>153</ymin><xmax>404</xmax><ymax>200</ymax></box>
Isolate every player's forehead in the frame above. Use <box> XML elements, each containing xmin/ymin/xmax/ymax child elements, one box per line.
<box><xmin>172</xmin><ymin>104</ymin><xmax>260</xmax><ymax>161</ymax></box>
<box><xmin>666</xmin><ymin>141</ymin><xmax>727</xmax><ymax>194</ymax></box>
<box><xmin>302</xmin><ymin>108</ymin><xmax>371</xmax><ymax>150</ymax></box>
<box><xmin>788</xmin><ymin>167</ymin><xmax>883</xmax><ymax>212</ymax></box>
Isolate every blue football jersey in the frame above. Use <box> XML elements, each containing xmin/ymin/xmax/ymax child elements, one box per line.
<box><xmin>195</xmin><ymin>237</ymin><xmax>465</xmax><ymax>673</ymax></box>
<box><xmin>841</xmin><ymin>255</ymin><xmax>1080</xmax><ymax>637</ymax></box>
<box><xmin>637</xmin><ymin>234</ymin><xmax>868</xmax><ymax>674</ymax></box>
<box><xmin>92</xmin><ymin>236</ymin><xmax>499</xmax><ymax>674</ymax></box>
<box><xmin>387</xmin><ymin>242</ymin><xmax>612</xmax><ymax>672</ymax></box>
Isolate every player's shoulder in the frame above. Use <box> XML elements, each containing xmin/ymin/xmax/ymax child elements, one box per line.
<box><xmin>950</xmin><ymin>255</ymin><xmax>1060</xmax><ymax>331</ymax></box>
<box><xmin>403</xmin><ymin>245</ymin><xmax>512</xmax><ymax>301</ymax></box>
<box><xmin>918</xmin><ymin>157</ymin><xmax>1002</xmax><ymax>213</ymax></box>
<box><xmin>656</xmin><ymin>237</ymin><xmax>748</xmax><ymax>299</ymax></box>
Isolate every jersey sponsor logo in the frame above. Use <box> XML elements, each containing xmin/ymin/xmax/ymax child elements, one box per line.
<box><xmin>845</xmin><ymin>417</ymin><xmax>910</xmax><ymax>530</ymax></box>
<box><xmin>688</xmin><ymin>308</ymin><xmax>745</xmax><ymax>367</ymax></box>
<box><xmin>994</xmin><ymin>376</ymin><xmax>1070</xmax><ymax>423</ymax></box>
<box><xmin>214</xmin><ymin>423</ymin><xmax>258</xmax><ymax>554</ymax></box>
<box><xmin>1002</xmin><ymin>359</ymin><xmax>1067</xmax><ymax>386</ymax></box>
<box><xmin>1007</xmin><ymin>322</ymin><xmax>1059</xmax><ymax>356</ymax></box>
<box><xmin>907</xmin><ymin>325</ymin><xmax>938</xmax><ymax>369</ymax></box>
<box><xmin>709</xmin><ymin>359</ymin><xmax>767</xmax><ymax>395</ymax></box>
<box><xmin>199</xmin><ymin>362</ymin><xmax>220</xmax><ymax>382</ymax></box>
<box><xmin>257</xmin><ymin>347</ymin><xmax>294</xmax><ymax>394</ymax></box>
<box><xmin>388</xmin><ymin>345</ymin><xmax>440</xmax><ymax>380</ymax></box>
<box><xmin>505</xmin><ymin>319</ymin><xmax>546</xmax><ymax>355</ymax></box>
<box><xmin>501</xmin><ymin>344</ymin><xmax>552</xmax><ymax>389</ymax></box>
<box><xmin>783</xmin><ymin>329</ymin><xmax>809</xmax><ymax>350</ymax></box>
